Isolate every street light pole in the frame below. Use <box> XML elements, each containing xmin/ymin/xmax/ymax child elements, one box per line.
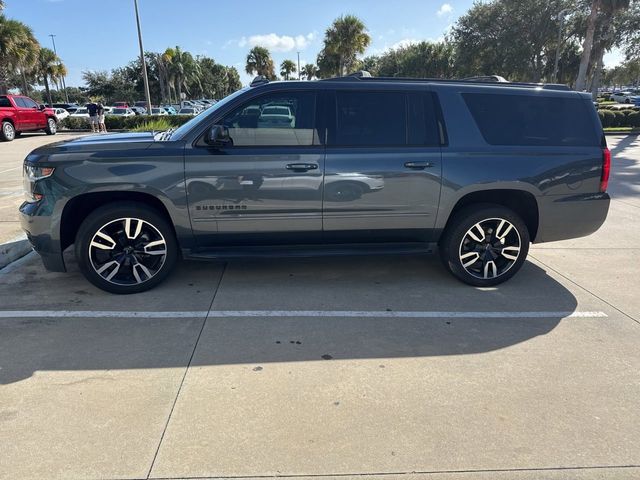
<box><xmin>297</xmin><ymin>51</ymin><xmax>301</xmax><ymax>80</ymax></box>
<box><xmin>133</xmin><ymin>0</ymin><xmax>152</xmax><ymax>114</ymax></box>
<box><xmin>553</xmin><ymin>9</ymin><xmax>571</xmax><ymax>83</ymax></box>
<box><xmin>48</xmin><ymin>34</ymin><xmax>69</xmax><ymax>103</ymax></box>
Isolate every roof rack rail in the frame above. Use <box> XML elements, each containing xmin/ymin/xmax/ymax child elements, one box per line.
<box><xmin>321</xmin><ymin>71</ymin><xmax>570</xmax><ymax>91</ymax></box>
<box><xmin>250</xmin><ymin>75</ymin><xmax>270</xmax><ymax>87</ymax></box>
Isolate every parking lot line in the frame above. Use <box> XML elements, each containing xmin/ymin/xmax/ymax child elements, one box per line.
<box><xmin>0</xmin><ymin>309</ymin><xmax>607</xmax><ymax>318</ymax></box>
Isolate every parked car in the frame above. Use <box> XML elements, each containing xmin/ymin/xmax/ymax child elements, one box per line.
<box><xmin>177</xmin><ymin>107</ymin><xmax>197</xmax><ymax>116</ymax></box>
<box><xmin>20</xmin><ymin>73</ymin><xmax>611</xmax><ymax>293</ymax></box>
<box><xmin>69</xmin><ymin>107</ymin><xmax>90</xmax><ymax>121</ymax></box>
<box><xmin>611</xmin><ymin>91</ymin><xmax>640</xmax><ymax>104</ymax></box>
<box><xmin>150</xmin><ymin>107</ymin><xmax>168</xmax><ymax>115</ymax></box>
<box><xmin>161</xmin><ymin>105</ymin><xmax>178</xmax><ymax>115</ymax></box>
<box><xmin>130</xmin><ymin>106</ymin><xmax>147</xmax><ymax>115</ymax></box>
<box><xmin>0</xmin><ymin>94</ymin><xmax>57</xmax><ymax>141</ymax></box>
<box><xmin>108</xmin><ymin>108</ymin><xmax>135</xmax><ymax>117</ymax></box>
<box><xmin>52</xmin><ymin>103</ymin><xmax>80</xmax><ymax>114</ymax></box>
<box><xmin>53</xmin><ymin>108</ymin><xmax>70</xmax><ymax>122</ymax></box>
<box><xmin>112</xmin><ymin>101</ymin><xmax>129</xmax><ymax>109</ymax></box>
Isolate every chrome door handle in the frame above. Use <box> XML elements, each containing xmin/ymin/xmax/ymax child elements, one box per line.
<box><xmin>286</xmin><ymin>163</ymin><xmax>318</xmax><ymax>171</ymax></box>
<box><xmin>404</xmin><ymin>161</ymin><xmax>434</xmax><ymax>169</ymax></box>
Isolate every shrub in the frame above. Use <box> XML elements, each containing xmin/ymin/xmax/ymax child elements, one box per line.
<box><xmin>104</xmin><ymin>114</ymin><xmax>194</xmax><ymax>130</ymax></box>
<box><xmin>627</xmin><ymin>111</ymin><xmax>640</xmax><ymax>128</ymax></box>
<box><xmin>130</xmin><ymin>118</ymin><xmax>172</xmax><ymax>132</ymax></box>
<box><xmin>613</xmin><ymin>110</ymin><xmax>627</xmax><ymax>127</ymax></box>
<box><xmin>60</xmin><ymin>116</ymin><xmax>90</xmax><ymax>130</ymax></box>
<box><xmin>600</xmin><ymin>110</ymin><xmax>616</xmax><ymax>128</ymax></box>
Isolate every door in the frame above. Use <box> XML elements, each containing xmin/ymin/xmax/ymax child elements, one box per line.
<box><xmin>20</xmin><ymin>96</ymin><xmax>45</xmax><ymax>128</ymax></box>
<box><xmin>185</xmin><ymin>90</ymin><xmax>324</xmax><ymax>247</ymax></box>
<box><xmin>12</xmin><ymin>97</ymin><xmax>35</xmax><ymax>130</ymax></box>
<box><xmin>323</xmin><ymin>90</ymin><xmax>443</xmax><ymax>243</ymax></box>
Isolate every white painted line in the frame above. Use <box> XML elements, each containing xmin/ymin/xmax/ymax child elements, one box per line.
<box><xmin>0</xmin><ymin>310</ymin><xmax>608</xmax><ymax>319</ymax></box>
<box><xmin>0</xmin><ymin>166</ymin><xmax>20</xmax><ymax>175</ymax></box>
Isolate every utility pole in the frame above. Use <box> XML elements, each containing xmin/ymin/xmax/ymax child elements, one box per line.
<box><xmin>133</xmin><ymin>0</ymin><xmax>152</xmax><ymax>114</ymax></box>
<box><xmin>553</xmin><ymin>9</ymin><xmax>571</xmax><ymax>83</ymax></box>
<box><xmin>297</xmin><ymin>51</ymin><xmax>301</xmax><ymax>80</ymax></box>
<box><xmin>49</xmin><ymin>34</ymin><xmax>69</xmax><ymax>103</ymax></box>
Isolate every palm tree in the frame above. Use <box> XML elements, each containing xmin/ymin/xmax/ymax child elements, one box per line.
<box><xmin>164</xmin><ymin>46</ymin><xmax>200</xmax><ymax>102</ymax></box>
<box><xmin>321</xmin><ymin>15</ymin><xmax>371</xmax><ymax>76</ymax></box>
<box><xmin>35</xmin><ymin>47</ymin><xmax>66</xmax><ymax>106</ymax></box>
<box><xmin>301</xmin><ymin>63</ymin><xmax>318</xmax><ymax>80</ymax></box>
<box><xmin>575</xmin><ymin>0</ymin><xmax>630</xmax><ymax>90</ymax></box>
<box><xmin>280</xmin><ymin>59</ymin><xmax>296</xmax><ymax>80</ymax></box>
<box><xmin>245</xmin><ymin>46</ymin><xmax>276</xmax><ymax>80</ymax></box>
<box><xmin>0</xmin><ymin>14</ymin><xmax>39</xmax><ymax>94</ymax></box>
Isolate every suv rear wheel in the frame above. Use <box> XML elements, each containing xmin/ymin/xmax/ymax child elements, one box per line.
<box><xmin>75</xmin><ymin>202</ymin><xmax>178</xmax><ymax>294</ymax></box>
<box><xmin>1</xmin><ymin>121</ymin><xmax>15</xmax><ymax>141</ymax></box>
<box><xmin>439</xmin><ymin>205</ymin><xmax>530</xmax><ymax>287</ymax></box>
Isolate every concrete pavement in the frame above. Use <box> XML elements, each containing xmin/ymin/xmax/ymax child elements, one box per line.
<box><xmin>0</xmin><ymin>135</ymin><xmax>638</xmax><ymax>480</ymax></box>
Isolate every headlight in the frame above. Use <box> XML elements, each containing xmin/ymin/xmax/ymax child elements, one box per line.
<box><xmin>23</xmin><ymin>165</ymin><xmax>55</xmax><ymax>203</ymax></box>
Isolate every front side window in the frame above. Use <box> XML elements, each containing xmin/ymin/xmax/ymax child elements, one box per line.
<box><xmin>14</xmin><ymin>97</ymin><xmax>28</xmax><ymax>108</ymax></box>
<box><xmin>221</xmin><ymin>91</ymin><xmax>316</xmax><ymax>146</ymax></box>
<box><xmin>22</xmin><ymin>97</ymin><xmax>38</xmax><ymax>108</ymax></box>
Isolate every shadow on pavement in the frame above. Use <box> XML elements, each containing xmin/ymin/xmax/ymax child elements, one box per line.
<box><xmin>0</xmin><ymin>254</ymin><xmax>577</xmax><ymax>384</ymax></box>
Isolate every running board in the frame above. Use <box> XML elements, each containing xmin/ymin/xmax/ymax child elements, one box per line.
<box><xmin>185</xmin><ymin>242</ymin><xmax>435</xmax><ymax>260</ymax></box>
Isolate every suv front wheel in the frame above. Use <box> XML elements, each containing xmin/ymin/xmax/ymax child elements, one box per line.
<box><xmin>439</xmin><ymin>205</ymin><xmax>530</xmax><ymax>287</ymax></box>
<box><xmin>75</xmin><ymin>202</ymin><xmax>178</xmax><ymax>294</ymax></box>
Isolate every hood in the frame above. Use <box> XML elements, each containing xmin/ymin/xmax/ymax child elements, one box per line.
<box><xmin>30</xmin><ymin>132</ymin><xmax>156</xmax><ymax>156</ymax></box>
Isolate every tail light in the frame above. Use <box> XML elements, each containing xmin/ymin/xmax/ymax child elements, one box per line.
<box><xmin>600</xmin><ymin>148</ymin><xmax>611</xmax><ymax>193</ymax></box>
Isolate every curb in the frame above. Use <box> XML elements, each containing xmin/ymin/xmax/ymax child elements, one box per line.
<box><xmin>0</xmin><ymin>236</ymin><xmax>32</xmax><ymax>270</ymax></box>
<box><xmin>604</xmin><ymin>130</ymin><xmax>640</xmax><ymax>135</ymax></box>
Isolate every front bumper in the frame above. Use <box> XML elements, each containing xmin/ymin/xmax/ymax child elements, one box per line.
<box><xmin>534</xmin><ymin>192</ymin><xmax>610</xmax><ymax>243</ymax></box>
<box><xmin>19</xmin><ymin>201</ymin><xmax>66</xmax><ymax>272</ymax></box>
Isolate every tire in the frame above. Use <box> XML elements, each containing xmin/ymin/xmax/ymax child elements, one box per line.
<box><xmin>1</xmin><ymin>121</ymin><xmax>15</xmax><ymax>141</ymax></box>
<box><xmin>75</xmin><ymin>202</ymin><xmax>178</xmax><ymax>294</ymax></box>
<box><xmin>439</xmin><ymin>204</ymin><xmax>530</xmax><ymax>287</ymax></box>
<box><xmin>45</xmin><ymin>117</ymin><xmax>57</xmax><ymax>135</ymax></box>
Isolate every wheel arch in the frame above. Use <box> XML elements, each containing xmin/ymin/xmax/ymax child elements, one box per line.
<box><xmin>440</xmin><ymin>189</ymin><xmax>540</xmax><ymax>242</ymax></box>
<box><xmin>60</xmin><ymin>190</ymin><xmax>178</xmax><ymax>252</ymax></box>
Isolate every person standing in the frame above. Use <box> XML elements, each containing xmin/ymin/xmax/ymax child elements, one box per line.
<box><xmin>97</xmin><ymin>102</ymin><xmax>107</xmax><ymax>133</ymax></box>
<box><xmin>87</xmin><ymin>101</ymin><xmax>99</xmax><ymax>133</ymax></box>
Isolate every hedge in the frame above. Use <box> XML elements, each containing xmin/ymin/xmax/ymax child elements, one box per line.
<box><xmin>60</xmin><ymin>114</ymin><xmax>194</xmax><ymax>131</ymax></box>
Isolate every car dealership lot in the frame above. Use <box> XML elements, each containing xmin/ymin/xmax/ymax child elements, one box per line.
<box><xmin>0</xmin><ymin>134</ymin><xmax>639</xmax><ymax>479</ymax></box>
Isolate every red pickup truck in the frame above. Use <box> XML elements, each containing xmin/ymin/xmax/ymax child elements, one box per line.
<box><xmin>0</xmin><ymin>94</ymin><xmax>58</xmax><ymax>142</ymax></box>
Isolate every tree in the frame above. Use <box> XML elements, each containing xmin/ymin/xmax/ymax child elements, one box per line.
<box><xmin>0</xmin><ymin>14</ymin><xmax>40</xmax><ymax>94</ymax></box>
<box><xmin>376</xmin><ymin>41</ymin><xmax>455</xmax><ymax>78</ymax></box>
<box><xmin>451</xmin><ymin>0</ymin><xmax>573</xmax><ymax>82</ymax></box>
<box><xmin>280</xmin><ymin>59</ymin><xmax>297</xmax><ymax>80</ymax></box>
<box><xmin>164</xmin><ymin>46</ymin><xmax>201</xmax><ymax>101</ymax></box>
<box><xmin>245</xmin><ymin>46</ymin><xmax>276</xmax><ymax>80</ymax></box>
<box><xmin>575</xmin><ymin>0</ymin><xmax>630</xmax><ymax>90</ymax></box>
<box><xmin>35</xmin><ymin>47</ymin><xmax>66</xmax><ymax>106</ymax></box>
<box><xmin>301</xmin><ymin>63</ymin><xmax>318</xmax><ymax>80</ymax></box>
<box><xmin>318</xmin><ymin>15</ymin><xmax>371</xmax><ymax>77</ymax></box>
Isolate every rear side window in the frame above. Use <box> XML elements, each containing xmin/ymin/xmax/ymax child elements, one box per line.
<box><xmin>463</xmin><ymin>93</ymin><xmax>598</xmax><ymax>146</ymax></box>
<box><xmin>333</xmin><ymin>91</ymin><xmax>441</xmax><ymax>147</ymax></box>
<box><xmin>335</xmin><ymin>91</ymin><xmax>405</xmax><ymax>146</ymax></box>
<box><xmin>0</xmin><ymin>96</ymin><xmax>11</xmax><ymax>107</ymax></box>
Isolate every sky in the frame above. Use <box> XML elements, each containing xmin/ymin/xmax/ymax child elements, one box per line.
<box><xmin>5</xmin><ymin>0</ymin><xmax>625</xmax><ymax>88</ymax></box>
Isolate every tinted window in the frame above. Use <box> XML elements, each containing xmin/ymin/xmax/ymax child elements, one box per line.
<box><xmin>463</xmin><ymin>93</ymin><xmax>598</xmax><ymax>146</ymax></box>
<box><xmin>221</xmin><ymin>91</ymin><xmax>315</xmax><ymax>146</ymax></box>
<box><xmin>335</xmin><ymin>91</ymin><xmax>405</xmax><ymax>146</ymax></box>
<box><xmin>0</xmin><ymin>96</ymin><xmax>11</xmax><ymax>108</ymax></box>
<box><xmin>21</xmin><ymin>97</ymin><xmax>38</xmax><ymax>108</ymax></box>
<box><xmin>14</xmin><ymin>97</ymin><xmax>28</xmax><ymax>108</ymax></box>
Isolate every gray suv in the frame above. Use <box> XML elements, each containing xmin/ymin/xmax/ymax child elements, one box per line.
<box><xmin>20</xmin><ymin>73</ymin><xmax>611</xmax><ymax>293</ymax></box>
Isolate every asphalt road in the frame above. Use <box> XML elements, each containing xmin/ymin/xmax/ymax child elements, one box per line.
<box><xmin>0</xmin><ymin>133</ymin><xmax>639</xmax><ymax>480</ymax></box>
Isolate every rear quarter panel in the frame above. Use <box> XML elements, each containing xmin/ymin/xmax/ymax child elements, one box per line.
<box><xmin>433</xmin><ymin>85</ymin><xmax>606</xmax><ymax>241</ymax></box>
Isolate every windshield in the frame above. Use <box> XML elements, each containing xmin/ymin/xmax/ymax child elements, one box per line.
<box><xmin>169</xmin><ymin>87</ymin><xmax>249</xmax><ymax>141</ymax></box>
<box><xmin>113</xmin><ymin>108</ymin><xmax>128</xmax><ymax>114</ymax></box>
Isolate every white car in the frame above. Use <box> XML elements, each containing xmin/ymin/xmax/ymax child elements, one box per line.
<box><xmin>54</xmin><ymin>108</ymin><xmax>69</xmax><ymax>121</ymax></box>
<box><xmin>611</xmin><ymin>91</ymin><xmax>640</xmax><ymax>104</ymax></box>
<box><xmin>178</xmin><ymin>108</ymin><xmax>198</xmax><ymax>116</ymax></box>
<box><xmin>108</xmin><ymin>107</ymin><xmax>135</xmax><ymax>117</ymax></box>
<box><xmin>151</xmin><ymin>107</ymin><xmax>168</xmax><ymax>116</ymax></box>
<box><xmin>69</xmin><ymin>108</ymin><xmax>90</xmax><ymax>122</ymax></box>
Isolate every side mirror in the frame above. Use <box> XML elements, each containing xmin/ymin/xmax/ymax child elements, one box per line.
<box><xmin>38</xmin><ymin>104</ymin><xmax>46</xmax><ymax>111</ymax></box>
<box><xmin>205</xmin><ymin>125</ymin><xmax>231</xmax><ymax>147</ymax></box>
